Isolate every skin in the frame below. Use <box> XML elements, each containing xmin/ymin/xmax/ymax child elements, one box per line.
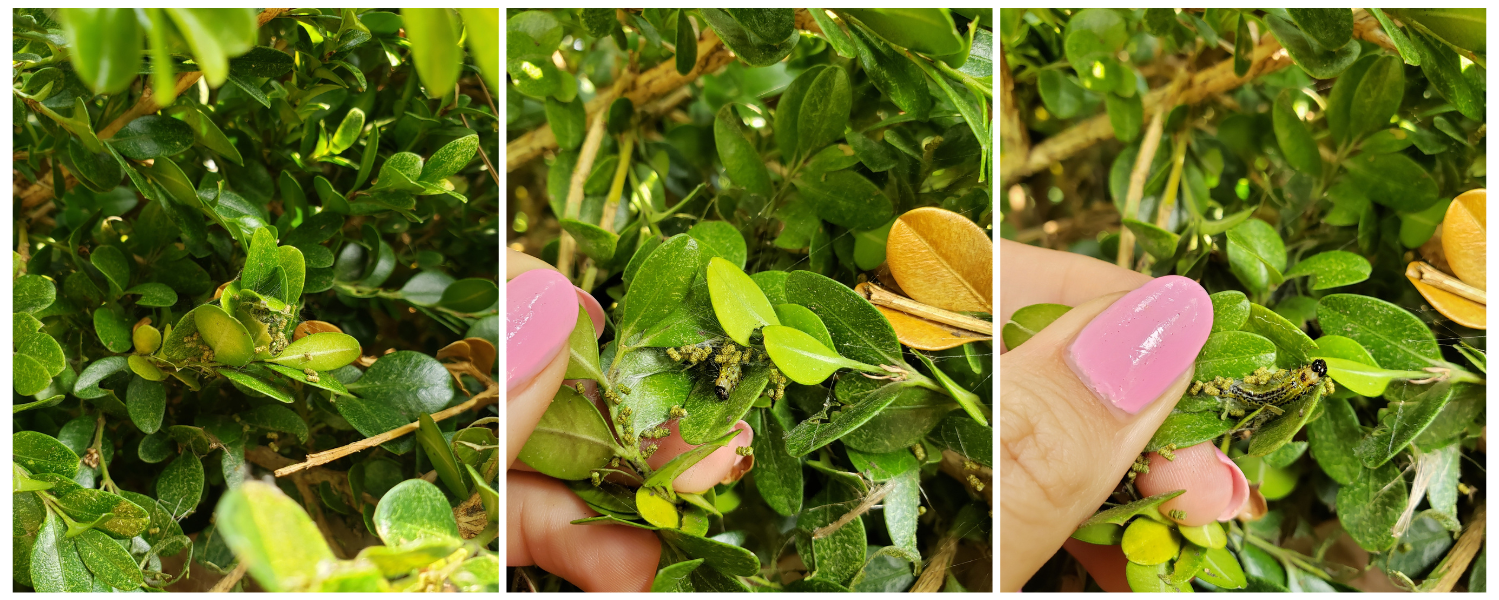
<box><xmin>506</xmin><ymin>249</ymin><xmax>752</xmax><ymax>592</ymax></box>
<box><xmin>1000</xmin><ymin>240</ymin><xmax>1246</xmax><ymax>591</ymax></box>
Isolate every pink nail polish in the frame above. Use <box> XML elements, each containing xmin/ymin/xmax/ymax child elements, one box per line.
<box><xmin>575</xmin><ymin>287</ymin><xmax>605</xmax><ymax>339</ymax></box>
<box><xmin>1215</xmin><ymin>446</ymin><xmax>1250</xmax><ymax>521</ymax></box>
<box><xmin>507</xmin><ymin>269</ymin><xmax>579</xmax><ymax>391</ymax></box>
<box><xmin>1066</xmin><ymin>275</ymin><xmax>1212</xmax><ymax>414</ymax></box>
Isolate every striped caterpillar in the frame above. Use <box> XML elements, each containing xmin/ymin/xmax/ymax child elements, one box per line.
<box><xmin>1190</xmin><ymin>359</ymin><xmax>1334</xmax><ymax>421</ymax></box>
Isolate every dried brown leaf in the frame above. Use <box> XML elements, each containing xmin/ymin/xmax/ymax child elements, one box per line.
<box><xmin>877</xmin><ymin>306</ymin><xmax>990</xmax><ymax>350</ymax></box>
<box><xmin>886</xmin><ymin>207</ymin><xmax>992</xmax><ymax>313</ymax></box>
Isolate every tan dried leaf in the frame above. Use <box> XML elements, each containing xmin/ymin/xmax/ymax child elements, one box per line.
<box><xmin>1442</xmin><ymin>188</ymin><xmax>1485</xmax><ymax>290</ymax></box>
<box><xmin>132</xmin><ymin>316</ymin><xmax>153</xmax><ymax>333</ymax></box>
<box><xmin>1408</xmin><ymin>269</ymin><xmax>1485</xmax><ymax>329</ymax></box>
<box><xmin>293</xmin><ymin>320</ymin><xmax>344</xmax><ymax>341</ymax></box>
<box><xmin>877</xmin><ymin>306</ymin><xmax>990</xmax><ymax>350</ymax></box>
<box><xmin>437</xmin><ymin>340</ymin><xmax>472</xmax><ymax>362</ymax></box>
<box><xmin>885</xmin><ymin>207</ymin><xmax>992</xmax><ymax>313</ymax></box>
<box><xmin>465</xmin><ymin>337</ymin><xmax>496</xmax><ymax>376</ymax></box>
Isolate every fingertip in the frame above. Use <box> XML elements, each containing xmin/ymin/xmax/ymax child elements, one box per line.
<box><xmin>508</xmin><ymin>471</ymin><xmax>662</xmax><ymax>592</ymax></box>
<box><xmin>507</xmin><ymin>343</ymin><xmax>572</xmax><ymax>468</ymax></box>
<box><xmin>646</xmin><ymin>421</ymin><xmax>754</xmax><ymax>494</ymax></box>
<box><xmin>1135</xmin><ymin>442</ymin><xmax>1238</xmax><ymax>526</ymax></box>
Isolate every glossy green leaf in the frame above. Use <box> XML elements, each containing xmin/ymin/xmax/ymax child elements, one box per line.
<box><xmin>795</xmin><ymin>63</ymin><xmax>852</xmax><ymax>158</ymax></box>
<box><xmin>268</xmin><ymin>332</ymin><xmax>362</xmax><ymax>371</ymax></box>
<box><xmin>786</xmin><ymin>270</ymin><xmax>903</xmax><ymax>367</ymax></box>
<box><xmin>162</xmin><ymin>8</ymin><xmax>255</xmax><ymax>87</ymax></box>
<box><xmin>687</xmin><ymin>221</ymin><xmax>747</xmax><ymax>270</ymax></box>
<box><xmin>848</xmin><ymin>22</ymin><xmax>932</xmax><ymax>119</ymax></box>
<box><xmin>658</xmin><ymin>529</ymin><xmax>761</xmax><ymax>577</ymax></box>
<box><xmin>1001</xmin><ymin>303</ymin><xmax>1071</xmax><ymax>350</ymax></box>
<box><xmin>239</xmin><ymin>404</ymin><xmax>311</xmax><ymax>443</ymax></box>
<box><xmin>404</xmin><ymin>8</ymin><xmax>463</xmax><ymax>98</ymax></box>
<box><xmin>1146</xmin><ymin>411</ymin><xmax>1234</xmax><ymax>453</ymax></box>
<box><xmin>785</xmin><ymin>381</ymin><xmax>907</xmax><ymax>456</ymax></box>
<box><xmin>375</xmin><ymin>479</ymin><xmax>462</xmax><ymax>547</ymax></box>
<box><xmin>1063</xmin><ymin>8</ymin><xmax>1128</xmax><ymax>67</ymax></box>
<box><xmin>563</xmin><ymin>305</ymin><xmax>604</xmax><ymax>382</ymax></box>
<box><xmin>1036</xmin><ymin>70</ymin><xmax>1089</xmax><ymax>120</ymax></box>
<box><xmin>31</xmin><ymin>473</ymin><xmax>149</xmax><ymax>538</ymax></box>
<box><xmin>92</xmin><ymin>303</ymin><xmax>132</xmax><ymax>353</ymax></box>
<box><xmin>14</xmin><ymin>431</ymin><xmax>80</xmax><ymax>478</ymax></box>
<box><xmin>157</xmin><ymin>450</ymin><xmax>204</xmax><ymax>519</ymax></box>
<box><xmin>109</xmin><ymin>115</ymin><xmax>195</xmax><ymax>160</ymax></box>
<box><xmin>125</xmin><ymin>376</ymin><xmax>166</xmax><ymax>433</ymax></box>
<box><xmin>59</xmin><ymin>8</ymin><xmax>143</xmax><ymax>95</ymax></box>
<box><xmin>416</xmin><ymin>414</ymin><xmax>468</xmax><ymax>498</ymax></box>
<box><xmin>89</xmin><ymin>244</ymin><xmax>130</xmax><ymax>294</ymax></box>
<box><xmin>1344</xmin><ymin>152</ymin><xmax>1440</xmax><ymax>213</ymax></box>
<box><xmin>1286</xmin><ymin>8</ymin><xmax>1353</xmax><ymax>51</ymax></box>
<box><xmin>1264</xmin><ymin>14</ymin><xmax>1361</xmax><ymax>79</ymax></box>
<box><xmin>794</xmin><ymin>497</ymin><xmax>867</xmax><ymax>583</ymax></box>
<box><xmin>763</xmin><ymin>325</ymin><xmax>871</xmax><ymax>385</ymax></box>
<box><xmin>544</xmin><ymin>97</ymin><xmax>586</xmax><ymax>150</ymax></box>
<box><xmin>747</xmin><ymin>408</ymin><xmax>803</xmax><ymax>516</ymax></box>
<box><xmin>420</xmin><ymin>134</ymin><xmax>479</xmax><ymax>183</ymax></box>
<box><xmin>793</xmin><ymin>170</ymin><xmax>894</xmax><ymax>231</ymax></box>
<box><xmin>844</xmin><ymin>8</ymin><xmax>964</xmax><ymax>55</ymax></box>
<box><xmin>1197</xmin><ymin>546</ymin><xmax>1247</xmax><ymax>589</ymax></box>
<box><xmin>1348</xmin><ymin>55</ymin><xmax>1404</xmax><ymax>140</ymax></box>
<box><xmin>1122</xmin><ymin>218</ymin><xmax>1179</xmax><ymax>261</ymax></box>
<box><xmin>1336</xmin><ymin>460</ymin><xmax>1406</xmax><ymax>552</ymax></box>
<box><xmin>438</xmin><ymin>278</ymin><xmax>499</xmax><ymax>313</ymax></box>
<box><xmin>618</xmin><ymin>234</ymin><xmax>702</xmax><ymax>343</ymax></box>
<box><xmin>1317</xmin><ymin>294</ymin><xmax>1441</xmax><ymax>374</ymax></box>
<box><xmin>75</xmin><ymin>528</ymin><xmax>143</xmax><ymax>590</ymax></box>
<box><xmin>697</xmin><ymin>9</ymin><xmax>798</xmax><ymax>67</ymax></box>
<box><xmin>1243</xmin><ymin>303</ymin><xmax>1317</xmax><ymax>368</ymax></box>
<box><xmin>1246</xmin><ymin>381</ymin><xmax>1324</xmax><ymax>457</ymax></box>
<box><xmin>125</xmin><ymin>282</ymin><xmax>177</xmax><ymax>307</ymax></box>
<box><xmin>516</xmin><ymin>383</ymin><xmax>615</xmax><ymax>480</ymax></box>
<box><xmin>1408</xmin><ymin>27</ymin><xmax>1482</xmax><ymax>121</ymax></box>
<box><xmin>1355</xmin><ymin>381</ymin><xmax>1455</xmax><ymax>468</ymax></box>
<box><xmin>653</xmin><ymin>559</ymin><xmax>704</xmax><ymax>592</ymax></box>
<box><xmin>215</xmin><ymin>480</ymin><xmax>335</xmax><ymax>592</ymax></box>
<box><xmin>29</xmin><ymin>511</ymin><xmax>93</xmax><ymax>592</ymax></box>
<box><xmin>1273</xmin><ymin>89</ymin><xmax>1323</xmax><ymax>174</ymax></box>
<box><xmin>713</xmin><ymin>103</ymin><xmax>773</xmax><ymax>197</ymax></box>
<box><xmin>1283</xmin><ymin>251</ymin><xmax>1371</xmax><ymax>290</ymax></box>
<box><xmin>15</xmin><ymin>274</ymin><xmax>56</xmax><ymax>313</ymax></box>
<box><xmin>707</xmin><ymin>257</ymin><xmax>779</xmax><ymax>346</ymax></box>
<box><xmin>220</xmin><ymin>369</ymin><xmax>294</xmax><ymax>403</ymax></box>
<box><xmin>339</xmin><ymin>351</ymin><xmax>454</xmax><ymax>453</ymax></box>
<box><xmin>193</xmin><ymin>304</ymin><xmax>255</xmax><ymax>367</ymax></box>
<box><xmin>675</xmin><ymin>10</ymin><xmax>699</xmax><ymax>75</ymax></box>
<box><xmin>559</xmin><ymin>219</ymin><xmax>619</xmax><ymax>262</ymax></box>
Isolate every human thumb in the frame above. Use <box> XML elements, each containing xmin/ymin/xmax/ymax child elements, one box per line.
<box><xmin>1000</xmin><ymin>275</ymin><xmax>1212</xmax><ymax>591</ymax></box>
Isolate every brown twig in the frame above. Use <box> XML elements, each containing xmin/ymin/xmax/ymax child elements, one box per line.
<box><xmin>1408</xmin><ymin>261</ymin><xmax>1486</xmax><ymax>305</ymax></box>
<box><xmin>1117</xmin><ymin>73</ymin><xmax>1187</xmax><ymax>268</ymax></box>
<box><xmin>555</xmin><ymin>88</ymin><xmax>615</xmax><ymax>280</ymax></box>
<box><xmin>998</xmin><ymin>51</ymin><xmax>1028</xmax><ymax>170</ymax></box>
<box><xmin>911</xmin><ymin>527</ymin><xmax>961</xmax><ymax>592</ymax></box>
<box><xmin>857</xmin><ymin>283</ymin><xmax>993</xmax><ymax>335</ymax></box>
<box><xmin>812</xmin><ymin>480</ymin><xmax>897</xmax><ymax>540</ymax></box>
<box><xmin>208</xmin><ymin>561</ymin><xmax>250</xmax><ymax>593</ymax></box>
<box><xmin>1427</xmin><ymin>503</ymin><xmax>1485</xmax><ymax>592</ymax></box>
<box><xmin>273</xmin><ymin>386</ymin><xmax>498</xmax><ymax>477</ymax></box>
<box><xmin>505</xmin><ymin>28</ymin><xmax>733</xmax><ymax>172</ymax></box>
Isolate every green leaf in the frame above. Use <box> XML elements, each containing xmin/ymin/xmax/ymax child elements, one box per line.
<box><xmin>404</xmin><ymin>8</ymin><xmax>463</xmax><ymax>98</ymax></box>
<box><xmin>215</xmin><ymin>480</ymin><xmax>335</xmax><ymax>592</ymax></box>
<box><xmin>681</xmin><ymin>365</ymin><xmax>768</xmax><ymax>445</ymax></box>
<box><xmin>1355</xmin><ymin>381</ymin><xmax>1455</xmax><ymax>468</ymax></box>
<box><xmin>773</xmin><ymin>303</ymin><xmax>836</xmax><ymax>351</ymax></box>
<box><xmin>794</xmin><ymin>497</ymin><xmax>867</xmax><ymax>583</ymax></box>
<box><xmin>1226</xmin><ymin>219</ymin><xmax>1287</xmax><ymax>292</ymax></box>
<box><xmin>1344</xmin><ymin>152</ymin><xmax>1441</xmax><ymax>213</ymax></box>
<box><xmin>544</xmin><ymin>97</ymin><xmax>586</xmax><ymax>150</ymax></box>
<box><xmin>75</xmin><ymin>528</ymin><xmax>143</xmax><ymax>590</ymax></box>
<box><xmin>618</xmin><ymin>234</ymin><xmax>703</xmax><ymax>343</ymax></box>
<box><xmin>399</xmin><ymin>271</ymin><xmax>455</xmax><ymax>307</ymax></box>
<box><xmin>419</xmin><ymin>134</ymin><xmax>479</xmax><ymax>183</ymax></box>
<box><xmin>706</xmin><ymin>257</ymin><xmax>779</xmax><ymax>346</ymax></box>
<box><xmin>268</xmin><ymin>332</ymin><xmax>362</xmax><ymax>371</ymax></box>
<box><xmin>843</xmin><ymin>8</ymin><xmax>964</xmax><ymax>56</ymax></box>
<box><xmin>1036</xmin><ymin>71</ymin><xmax>1089</xmax><ymax>120</ymax></box>
<box><xmin>1285</xmin><ymin>8</ymin><xmax>1353</xmax><ymax>51</ymax></box>
<box><xmin>1104</xmin><ymin>92</ymin><xmax>1143</xmax><ymax>143</ymax></box>
<box><xmin>89</xmin><ymin>244</ymin><xmax>130</xmax><ymax>294</ymax></box>
<box><xmin>785</xmin><ymin>382</ymin><xmax>907</xmax><ymax>456</ymax></box>
<box><xmin>58</xmin><ymin>8</ymin><xmax>142</xmax><ymax>95</ymax></box>
<box><xmin>1305</xmin><ymin>395</ymin><xmax>1364</xmax><ymax>485</ymax></box>
<box><xmin>1001</xmin><ymin>303</ymin><xmax>1072</xmax><ymax>350</ymax></box>
<box><xmin>240</xmin><ymin>227</ymin><xmax>278</xmax><ymax>290</ymax></box>
<box><xmin>1146</xmin><ymin>411</ymin><xmax>1234</xmax><ymax>453</ymax></box>
<box><xmin>653</xmin><ymin>559</ymin><xmax>704</xmax><ymax>592</ymax></box>
<box><xmin>374</xmin><ymin>479</ymin><xmax>463</xmax><ymax>547</ymax></box>
<box><xmin>193</xmin><ymin>304</ymin><xmax>256</xmax><ymax>366</ymax></box>
<box><xmin>14</xmin><ymin>431</ymin><xmax>80</xmax><ymax>478</ymax></box>
<box><xmin>658</xmin><ymin>529</ymin><xmax>761</xmax><ymax>577</ymax></box>
<box><xmin>686</xmin><ymin>221</ymin><xmax>747</xmax><ymax>270</ymax></box>
<box><xmin>220</xmin><ymin>369</ymin><xmax>294</xmax><ymax>403</ymax></box>
<box><xmin>162</xmin><ymin>8</ymin><xmax>255</xmax><ymax>87</ymax></box>
<box><xmin>697</xmin><ymin>9</ymin><xmax>798</xmax><ymax>67</ymax></box>
<box><xmin>793</xmin><ymin>170</ymin><xmax>894</xmax><ymax>231</ymax></box>
<box><xmin>786</xmin><ymin>270</ymin><xmax>903</xmax><ymax>367</ymax></box>
<box><xmin>1264</xmin><ymin>14</ymin><xmax>1361</xmax><ymax>79</ymax></box>
<box><xmin>92</xmin><ymin>303</ymin><xmax>132</xmax><ymax>353</ymax></box>
<box><xmin>559</xmin><ymin>219</ymin><xmax>619</xmax><ymax>262</ymax></box>
<box><xmin>326</xmin><ymin>108</ymin><xmax>365</xmax><ymax>156</ymax></box>
<box><xmin>1317</xmin><ymin>294</ymin><xmax>1441</xmax><ymax>374</ymax></box>
<box><xmin>109</xmin><ymin>115</ymin><xmax>195</xmax><ymax>160</ymax></box>
<box><xmin>795</xmin><ymin>64</ymin><xmax>852</xmax><ymax>159</ymax></box>
<box><xmin>339</xmin><ymin>351</ymin><xmax>455</xmax><ymax>454</ymax></box>
<box><xmin>125</xmin><ymin>376</ymin><xmax>166</xmax><ymax>433</ymax></box>
<box><xmin>713</xmin><ymin>103</ymin><xmax>773</xmax><ymax>197</ymax></box>
<box><xmin>1242</xmin><ymin>303</ymin><xmax>1317</xmax><ymax>367</ymax></box>
<box><xmin>416</xmin><ymin>414</ymin><xmax>468</xmax><ymax>498</ymax></box>
<box><xmin>1408</xmin><ymin>28</ymin><xmax>1483</xmax><ymax>121</ymax></box>
<box><xmin>125</xmin><ymin>282</ymin><xmax>178</xmax><ymax>307</ymax></box>
<box><xmin>1206</xmin><ymin>290</ymin><xmax>1249</xmax><ymax>333</ymax></box>
<box><xmin>746</xmin><ymin>408</ymin><xmax>803</xmax><ymax>516</ymax></box>
<box><xmin>157</xmin><ymin>450</ymin><xmax>204</xmax><ymax>519</ymax></box>
<box><xmin>15</xmin><ymin>274</ymin><xmax>57</xmax><ymax>313</ymax></box>
<box><xmin>1337</xmin><ymin>460</ymin><xmax>1406</xmax><ymax>552</ymax></box>
<box><xmin>438</xmin><ymin>278</ymin><xmax>499</xmax><ymax>313</ymax></box>
<box><xmin>29</xmin><ymin>511</ymin><xmax>93</xmax><ymax>592</ymax></box>
<box><xmin>1348</xmin><ymin>55</ymin><xmax>1405</xmax><ymax>140</ymax></box>
<box><xmin>1272</xmin><ymin>89</ymin><xmax>1323</xmax><ymax>174</ymax></box>
<box><xmin>1122</xmin><ymin>219</ymin><xmax>1179</xmax><ymax>261</ymax></box>
<box><xmin>517</xmin><ymin>384</ymin><xmax>615</xmax><ymax>480</ymax></box>
<box><xmin>674</xmin><ymin>10</ymin><xmax>699</xmax><ymax>75</ymax></box>
<box><xmin>1063</xmin><ymin>8</ymin><xmax>1128</xmax><ymax>67</ymax></box>
<box><xmin>31</xmin><ymin>473</ymin><xmax>149</xmax><ymax>539</ymax></box>
<box><xmin>763</xmin><ymin>325</ymin><xmax>871</xmax><ymax>385</ymax></box>
<box><xmin>239</xmin><ymin>404</ymin><xmax>311</xmax><ymax>442</ymax></box>
<box><xmin>645</xmin><ymin>428</ymin><xmax>743</xmax><ymax>489</ymax></box>
<box><xmin>1283</xmin><ymin>251</ymin><xmax>1371</xmax><ymax>290</ymax></box>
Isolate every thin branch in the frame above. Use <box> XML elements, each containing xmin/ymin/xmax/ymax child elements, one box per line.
<box><xmin>812</xmin><ymin>480</ymin><xmax>898</xmax><ymax>540</ymax></box>
<box><xmin>505</xmin><ymin>28</ymin><xmax>734</xmax><ymax>172</ymax></box>
<box><xmin>208</xmin><ymin>561</ymin><xmax>250</xmax><ymax>593</ymax></box>
<box><xmin>555</xmin><ymin>78</ymin><xmax>620</xmax><ymax>280</ymax></box>
<box><xmin>1118</xmin><ymin>73</ymin><xmax>1186</xmax><ymax>268</ymax></box>
<box><xmin>1427</xmin><ymin>503</ymin><xmax>1485</xmax><ymax>592</ymax></box>
<box><xmin>273</xmin><ymin>386</ymin><xmax>498</xmax><ymax>477</ymax></box>
<box><xmin>1408</xmin><ymin>261</ymin><xmax>1486</xmax><ymax>305</ymax></box>
<box><xmin>857</xmin><ymin>283</ymin><xmax>993</xmax><ymax>335</ymax></box>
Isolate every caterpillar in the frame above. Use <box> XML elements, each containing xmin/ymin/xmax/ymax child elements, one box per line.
<box><xmin>1190</xmin><ymin>359</ymin><xmax>1333</xmax><ymax>421</ymax></box>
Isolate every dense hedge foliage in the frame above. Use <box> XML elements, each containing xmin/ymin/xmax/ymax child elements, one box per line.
<box><xmin>508</xmin><ymin>8</ymin><xmax>993</xmax><ymax>593</ymax></box>
<box><xmin>14</xmin><ymin>8</ymin><xmax>499</xmax><ymax>592</ymax></box>
<box><xmin>1003</xmin><ymin>7</ymin><xmax>1485</xmax><ymax>593</ymax></box>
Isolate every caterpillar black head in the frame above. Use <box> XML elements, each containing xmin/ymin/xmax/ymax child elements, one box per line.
<box><xmin>1310</xmin><ymin>359</ymin><xmax>1327</xmax><ymax>377</ymax></box>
